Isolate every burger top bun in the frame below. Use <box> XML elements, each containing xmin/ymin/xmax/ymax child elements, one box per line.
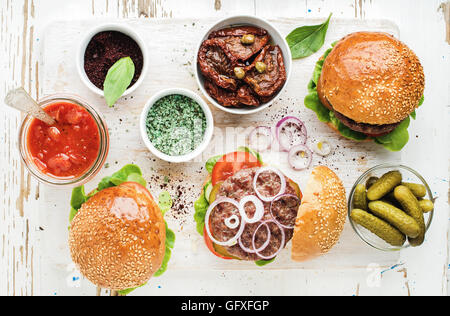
<box><xmin>291</xmin><ymin>166</ymin><xmax>347</xmax><ymax>262</ymax></box>
<box><xmin>318</xmin><ymin>32</ymin><xmax>425</xmax><ymax>125</ymax></box>
<box><xmin>69</xmin><ymin>182</ymin><xmax>166</xmax><ymax>290</ymax></box>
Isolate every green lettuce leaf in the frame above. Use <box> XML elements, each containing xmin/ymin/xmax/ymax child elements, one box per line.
<box><xmin>375</xmin><ymin>117</ymin><xmax>411</xmax><ymax>151</ymax></box>
<box><xmin>205</xmin><ymin>155</ymin><xmax>222</xmax><ymax>173</ymax></box>
<box><xmin>194</xmin><ymin>191</ymin><xmax>209</xmax><ymax>236</ymax></box>
<box><xmin>237</xmin><ymin>146</ymin><xmax>264</xmax><ymax>164</ymax></box>
<box><xmin>154</xmin><ymin>221</ymin><xmax>176</xmax><ymax>277</ymax></box>
<box><xmin>304</xmin><ymin>90</ymin><xmax>331</xmax><ymax>123</ymax></box>
<box><xmin>158</xmin><ymin>191</ymin><xmax>173</xmax><ymax>215</ymax></box>
<box><xmin>255</xmin><ymin>258</ymin><xmax>276</xmax><ymax>267</ymax></box>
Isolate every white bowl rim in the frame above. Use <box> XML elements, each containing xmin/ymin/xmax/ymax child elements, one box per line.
<box><xmin>77</xmin><ymin>22</ymin><xmax>149</xmax><ymax>97</ymax></box>
<box><xmin>194</xmin><ymin>15</ymin><xmax>293</xmax><ymax>115</ymax></box>
<box><xmin>139</xmin><ymin>88</ymin><xmax>214</xmax><ymax>163</ymax></box>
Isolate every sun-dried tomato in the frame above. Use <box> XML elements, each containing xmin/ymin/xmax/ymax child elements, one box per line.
<box><xmin>205</xmin><ymin>80</ymin><xmax>260</xmax><ymax>107</ymax></box>
<box><xmin>244</xmin><ymin>45</ymin><xmax>287</xmax><ymax>97</ymax></box>
<box><xmin>198</xmin><ymin>39</ymin><xmax>239</xmax><ymax>91</ymax></box>
<box><xmin>208</xmin><ymin>26</ymin><xmax>268</xmax><ymax>38</ymax></box>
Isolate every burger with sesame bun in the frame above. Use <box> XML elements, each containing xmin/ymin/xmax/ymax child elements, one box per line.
<box><xmin>69</xmin><ymin>164</ymin><xmax>175</xmax><ymax>295</ymax></box>
<box><xmin>194</xmin><ymin>148</ymin><xmax>346</xmax><ymax>265</ymax></box>
<box><xmin>305</xmin><ymin>32</ymin><xmax>425</xmax><ymax>151</ymax></box>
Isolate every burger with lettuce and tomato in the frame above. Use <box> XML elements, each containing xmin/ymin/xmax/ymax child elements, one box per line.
<box><xmin>194</xmin><ymin>148</ymin><xmax>303</xmax><ymax>266</ymax></box>
<box><xmin>69</xmin><ymin>164</ymin><xmax>175</xmax><ymax>295</ymax></box>
<box><xmin>304</xmin><ymin>32</ymin><xmax>425</xmax><ymax>151</ymax></box>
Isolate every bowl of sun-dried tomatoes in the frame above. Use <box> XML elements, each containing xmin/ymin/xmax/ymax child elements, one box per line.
<box><xmin>195</xmin><ymin>16</ymin><xmax>292</xmax><ymax>115</ymax></box>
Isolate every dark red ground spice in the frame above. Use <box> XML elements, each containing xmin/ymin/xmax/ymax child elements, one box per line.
<box><xmin>84</xmin><ymin>31</ymin><xmax>143</xmax><ymax>90</ymax></box>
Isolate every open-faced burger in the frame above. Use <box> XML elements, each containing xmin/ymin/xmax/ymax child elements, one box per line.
<box><xmin>69</xmin><ymin>164</ymin><xmax>175</xmax><ymax>294</ymax></box>
<box><xmin>194</xmin><ymin>148</ymin><xmax>347</xmax><ymax>265</ymax></box>
<box><xmin>197</xmin><ymin>24</ymin><xmax>287</xmax><ymax>110</ymax></box>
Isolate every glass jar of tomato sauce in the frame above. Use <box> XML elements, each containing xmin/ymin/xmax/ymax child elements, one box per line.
<box><xmin>18</xmin><ymin>94</ymin><xmax>109</xmax><ymax>186</ymax></box>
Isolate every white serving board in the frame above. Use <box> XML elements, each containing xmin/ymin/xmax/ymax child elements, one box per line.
<box><xmin>37</xmin><ymin>18</ymin><xmax>402</xmax><ymax>294</ymax></box>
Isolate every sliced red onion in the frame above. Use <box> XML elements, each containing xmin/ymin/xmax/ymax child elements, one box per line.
<box><xmin>313</xmin><ymin>140</ymin><xmax>332</xmax><ymax>157</ymax></box>
<box><xmin>249</xmin><ymin>126</ymin><xmax>273</xmax><ymax>152</ymax></box>
<box><xmin>252</xmin><ymin>220</ymin><xmax>286</xmax><ymax>260</ymax></box>
<box><xmin>204</xmin><ymin>198</ymin><xmax>246</xmax><ymax>247</ymax></box>
<box><xmin>252</xmin><ymin>167</ymin><xmax>287</xmax><ymax>202</ymax></box>
<box><xmin>239</xmin><ymin>195</ymin><xmax>264</xmax><ymax>224</ymax></box>
<box><xmin>276</xmin><ymin>116</ymin><xmax>307</xmax><ymax>152</ymax></box>
<box><xmin>270</xmin><ymin>194</ymin><xmax>300</xmax><ymax>229</ymax></box>
<box><xmin>224</xmin><ymin>215</ymin><xmax>240</xmax><ymax>229</ymax></box>
<box><xmin>288</xmin><ymin>145</ymin><xmax>312</xmax><ymax>171</ymax></box>
<box><xmin>238</xmin><ymin>224</ymin><xmax>271</xmax><ymax>254</ymax></box>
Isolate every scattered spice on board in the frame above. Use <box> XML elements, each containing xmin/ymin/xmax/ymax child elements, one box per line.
<box><xmin>146</xmin><ymin>94</ymin><xmax>207</xmax><ymax>156</ymax></box>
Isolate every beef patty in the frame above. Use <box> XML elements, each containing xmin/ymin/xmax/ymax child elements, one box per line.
<box><xmin>210</xmin><ymin>167</ymin><xmax>299</xmax><ymax>261</ymax></box>
<box><xmin>333</xmin><ymin>110</ymin><xmax>401</xmax><ymax>136</ymax></box>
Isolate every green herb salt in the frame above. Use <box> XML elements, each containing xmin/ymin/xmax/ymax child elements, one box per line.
<box><xmin>146</xmin><ymin>94</ymin><xmax>207</xmax><ymax>156</ymax></box>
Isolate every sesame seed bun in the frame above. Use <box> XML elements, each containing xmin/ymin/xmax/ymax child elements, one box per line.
<box><xmin>69</xmin><ymin>182</ymin><xmax>166</xmax><ymax>290</ymax></box>
<box><xmin>318</xmin><ymin>32</ymin><xmax>425</xmax><ymax>125</ymax></box>
<box><xmin>291</xmin><ymin>166</ymin><xmax>347</xmax><ymax>262</ymax></box>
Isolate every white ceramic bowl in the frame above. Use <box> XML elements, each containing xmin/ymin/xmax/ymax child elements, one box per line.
<box><xmin>140</xmin><ymin>88</ymin><xmax>214</xmax><ymax>163</ymax></box>
<box><xmin>77</xmin><ymin>23</ymin><xmax>148</xmax><ymax>97</ymax></box>
<box><xmin>195</xmin><ymin>15</ymin><xmax>292</xmax><ymax>115</ymax></box>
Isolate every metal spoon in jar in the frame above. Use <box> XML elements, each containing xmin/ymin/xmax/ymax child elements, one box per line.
<box><xmin>4</xmin><ymin>87</ymin><xmax>56</xmax><ymax>125</ymax></box>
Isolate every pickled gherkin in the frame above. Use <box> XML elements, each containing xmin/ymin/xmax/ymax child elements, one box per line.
<box><xmin>368</xmin><ymin>201</ymin><xmax>420</xmax><ymax>238</ymax></box>
<box><xmin>402</xmin><ymin>183</ymin><xmax>427</xmax><ymax>199</ymax></box>
<box><xmin>365</xmin><ymin>177</ymin><xmax>379</xmax><ymax>189</ymax></box>
<box><xmin>394</xmin><ymin>186</ymin><xmax>426</xmax><ymax>247</ymax></box>
<box><xmin>351</xmin><ymin>209</ymin><xmax>406</xmax><ymax>247</ymax></box>
<box><xmin>353</xmin><ymin>184</ymin><xmax>368</xmax><ymax>210</ymax></box>
<box><xmin>419</xmin><ymin>199</ymin><xmax>434</xmax><ymax>213</ymax></box>
<box><xmin>367</xmin><ymin>171</ymin><xmax>402</xmax><ymax>201</ymax></box>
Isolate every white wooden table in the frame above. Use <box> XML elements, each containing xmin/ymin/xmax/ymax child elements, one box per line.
<box><xmin>0</xmin><ymin>0</ymin><xmax>449</xmax><ymax>296</ymax></box>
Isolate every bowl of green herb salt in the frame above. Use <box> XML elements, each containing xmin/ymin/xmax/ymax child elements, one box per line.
<box><xmin>140</xmin><ymin>88</ymin><xmax>214</xmax><ymax>163</ymax></box>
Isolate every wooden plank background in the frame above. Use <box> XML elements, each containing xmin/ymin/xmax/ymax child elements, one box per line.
<box><xmin>0</xmin><ymin>0</ymin><xmax>449</xmax><ymax>296</ymax></box>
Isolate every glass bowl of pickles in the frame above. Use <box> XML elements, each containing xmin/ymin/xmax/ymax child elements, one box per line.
<box><xmin>348</xmin><ymin>164</ymin><xmax>434</xmax><ymax>251</ymax></box>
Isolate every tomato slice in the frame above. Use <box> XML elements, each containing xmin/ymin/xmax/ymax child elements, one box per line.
<box><xmin>203</xmin><ymin>226</ymin><xmax>234</xmax><ymax>260</ymax></box>
<box><xmin>211</xmin><ymin>151</ymin><xmax>262</xmax><ymax>186</ymax></box>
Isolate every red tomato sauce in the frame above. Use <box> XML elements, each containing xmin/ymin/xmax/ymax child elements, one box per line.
<box><xmin>27</xmin><ymin>102</ymin><xmax>100</xmax><ymax>178</ymax></box>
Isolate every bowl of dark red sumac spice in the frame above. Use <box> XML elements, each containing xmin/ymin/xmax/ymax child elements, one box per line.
<box><xmin>77</xmin><ymin>23</ymin><xmax>148</xmax><ymax>97</ymax></box>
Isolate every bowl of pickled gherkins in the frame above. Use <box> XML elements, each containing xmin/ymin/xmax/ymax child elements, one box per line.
<box><xmin>348</xmin><ymin>164</ymin><xmax>434</xmax><ymax>251</ymax></box>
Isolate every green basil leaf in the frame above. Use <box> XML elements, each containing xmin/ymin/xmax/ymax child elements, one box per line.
<box><xmin>286</xmin><ymin>13</ymin><xmax>332</xmax><ymax>59</ymax></box>
<box><xmin>103</xmin><ymin>57</ymin><xmax>135</xmax><ymax>107</ymax></box>
<box><xmin>205</xmin><ymin>155</ymin><xmax>222</xmax><ymax>173</ymax></box>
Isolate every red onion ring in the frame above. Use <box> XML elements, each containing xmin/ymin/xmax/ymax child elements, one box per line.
<box><xmin>252</xmin><ymin>220</ymin><xmax>286</xmax><ymax>260</ymax></box>
<box><xmin>276</xmin><ymin>116</ymin><xmax>307</xmax><ymax>152</ymax></box>
<box><xmin>205</xmin><ymin>198</ymin><xmax>246</xmax><ymax>247</ymax></box>
<box><xmin>249</xmin><ymin>126</ymin><xmax>273</xmax><ymax>152</ymax></box>
<box><xmin>288</xmin><ymin>145</ymin><xmax>312</xmax><ymax>171</ymax></box>
<box><xmin>252</xmin><ymin>167</ymin><xmax>287</xmax><ymax>203</ymax></box>
<box><xmin>224</xmin><ymin>215</ymin><xmax>240</xmax><ymax>229</ymax></box>
<box><xmin>270</xmin><ymin>194</ymin><xmax>300</xmax><ymax>229</ymax></box>
<box><xmin>239</xmin><ymin>195</ymin><xmax>264</xmax><ymax>224</ymax></box>
<box><xmin>238</xmin><ymin>224</ymin><xmax>271</xmax><ymax>254</ymax></box>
